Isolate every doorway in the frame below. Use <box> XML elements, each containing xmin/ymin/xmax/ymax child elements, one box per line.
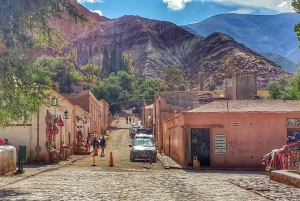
<box><xmin>191</xmin><ymin>128</ymin><xmax>210</xmax><ymax>166</ymax></box>
<box><xmin>287</xmin><ymin>128</ymin><xmax>300</xmax><ymax>137</ymax></box>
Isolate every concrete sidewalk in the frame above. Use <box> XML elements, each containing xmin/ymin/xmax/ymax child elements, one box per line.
<box><xmin>0</xmin><ymin>154</ymin><xmax>88</xmax><ymax>188</ymax></box>
<box><xmin>157</xmin><ymin>153</ymin><xmax>185</xmax><ymax>169</ymax></box>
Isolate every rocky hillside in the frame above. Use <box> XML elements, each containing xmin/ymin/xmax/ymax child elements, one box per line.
<box><xmin>184</xmin><ymin>33</ymin><xmax>291</xmax><ymax>89</ymax></box>
<box><xmin>260</xmin><ymin>52</ymin><xmax>299</xmax><ymax>74</ymax></box>
<box><xmin>49</xmin><ymin>1</ymin><xmax>291</xmax><ymax>89</ymax></box>
<box><xmin>183</xmin><ymin>13</ymin><xmax>300</xmax><ymax>62</ymax></box>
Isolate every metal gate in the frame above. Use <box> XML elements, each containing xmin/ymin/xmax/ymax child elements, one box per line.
<box><xmin>191</xmin><ymin>128</ymin><xmax>210</xmax><ymax>166</ymax></box>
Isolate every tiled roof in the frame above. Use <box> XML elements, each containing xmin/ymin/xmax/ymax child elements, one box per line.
<box><xmin>145</xmin><ymin>104</ymin><xmax>153</xmax><ymax>109</ymax></box>
<box><xmin>185</xmin><ymin>100</ymin><xmax>300</xmax><ymax>113</ymax></box>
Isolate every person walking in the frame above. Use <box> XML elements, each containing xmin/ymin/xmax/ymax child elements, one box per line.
<box><xmin>129</xmin><ymin>117</ymin><xmax>131</xmax><ymax>124</ymax></box>
<box><xmin>99</xmin><ymin>136</ymin><xmax>106</xmax><ymax>157</ymax></box>
<box><xmin>126</xmin><ymin>116</ymin><xmax>128</xmax><ymax>124</ymax></box>
<box><xmin>92</xmin><ymin>138</ymin><xmax>99</xmax><ymax>156</ymax></box>
<box><xmin>133</xmin><ymin>117</ymin><xmax>134</xmax><ymax>122</ymax></box>
<box><xmin>2</xmin><ymin>139</ymin><xmax>10</xmax><ymax>145</ymax></box>
<box><xmin>86</xmin><ymin>133</ymin><xmax>91</xmax><ymax>152</ymax></box>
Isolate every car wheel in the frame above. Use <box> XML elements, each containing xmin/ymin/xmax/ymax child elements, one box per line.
<box><xmin>130</xmin><ymin>154</ymin><xmax>134</xmax><ymax>162</ymax></box>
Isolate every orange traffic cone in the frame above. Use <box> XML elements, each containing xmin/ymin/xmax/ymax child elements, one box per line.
<box><xmin>109</xmin><ymin>151</ymin><xmax>114</xmax><ymax>167</ymax></box>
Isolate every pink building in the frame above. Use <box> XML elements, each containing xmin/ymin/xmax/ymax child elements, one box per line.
<box><xmin>162</xmin><ymin>100</ymin><xmax>300</xmax><ymax>168</ymax></box>
<box><xmin>63</xmin><ymin>90</ymin><xmax>110</xmax><ymax>136</ymax></box>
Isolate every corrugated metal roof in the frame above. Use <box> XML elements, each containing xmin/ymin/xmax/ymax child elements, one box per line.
<box><xmin>184</xmin><ymin>100</ymin><xmax>300</xmax><ymax>113</ymax></box>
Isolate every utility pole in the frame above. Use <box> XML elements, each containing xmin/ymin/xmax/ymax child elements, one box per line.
<box><xmin>143</xmin><ymin>98</ymin><xmax>146</xmax><ymax>128</ymax></box>
<box><xmin>158</xmin><ymin>82</ymin><xmax>162</xmax><ymax>153</ymax></box>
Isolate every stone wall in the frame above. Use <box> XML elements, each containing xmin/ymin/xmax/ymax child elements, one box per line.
<box><xmin>0</xmin><ymin>146</ymin><xmax>17</xmax><ymax>175</ymax></box>
<box><xmin>158</xmin><ymin>91</ymin><xmax>198</xmax><ymax>108</ymax></box>
<box><xmin>233</xmin><ymin>72</ymin><xmax>257</xmax><ymax>100</ymax></box>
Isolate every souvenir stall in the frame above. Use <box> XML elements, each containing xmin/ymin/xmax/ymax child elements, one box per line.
<box><xmin>263</xmin><ymin>135</ymin><xmax>300</xmax><ymax>172</ymax></box>
<box><xmin>45</xmin><ymin>110</ymin><xmax>64</xmax><ymax>164</ymax></box>
<box><xmin>73</xmin><ymin>116</ymin><xmax>89</xmax><ymax>155</ymax></box>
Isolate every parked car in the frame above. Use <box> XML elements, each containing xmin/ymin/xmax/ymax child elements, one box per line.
<box><xmin>129</xmin><ymin>135</ymin><xmax>157</xmax><ymax>162</ymax></box>
<box><xmin>132</xmin><ymin>128</ymin><xmax>153</xmax><ymax>140</ymax></box>
<box><xmin>253</xmin><ymin>95</ymin><xmax>261</xmax><ymax>99</ymax></box>
<box><xmin>129</xmin><ymin>123</ymin><xmax>139</xmax><ymax>138</ymax></box>
<box><xmin>132</xmin><ymin>106</ymin><xmax>139</xmax><ymax>113</ymax></box>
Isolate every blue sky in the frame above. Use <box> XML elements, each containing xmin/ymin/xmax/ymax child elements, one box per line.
<box><xmin>77</xmin><ymin>0</ymin><xmax>295</xmax><ymax>25</ymax></box>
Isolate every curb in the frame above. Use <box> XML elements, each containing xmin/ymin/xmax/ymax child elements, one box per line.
<box><xmin>0</xmin><ymin>155</ymin><xmax>89</xmax><ymax>189</ymax></box>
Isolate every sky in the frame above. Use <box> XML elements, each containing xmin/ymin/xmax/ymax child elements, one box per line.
<box><xmin>77</xmin><ymin>0</ymin><xmax>296</xmax><ymax>25</ymax></box>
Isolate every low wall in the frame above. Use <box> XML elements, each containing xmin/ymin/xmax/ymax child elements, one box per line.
<box><xmin>0</xmin><ymin>146</ymin><xmax>17</xmax><ymax>174</ymax></box>
<box><xmin>270</xmin><ymin>170</ymin><xmax>300</xmax><ymax>188</ymax></box>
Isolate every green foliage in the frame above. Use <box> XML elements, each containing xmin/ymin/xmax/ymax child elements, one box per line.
<box><xmin>34</xmin><ymin>56</ymin><xmax>82</xmax><ymax>93</ymax></box>
<box><xmin>101</xmin><ymin>46</ymin><xmax>134</xmax><ymax>78</ymax></box>
<box><xmin>0</xmin><ymin>51</ymin><xmax>51</xmax><ymax>127</ymax></box>
<box><xmin>178</xmin><ymin>84</ymin><xmax>186</xmax><ymax>91</ymax></box>
<box><xmin>0</xmin><ymin>0</ymin><xmax>87</xmax><ymax>128</ymax></box>
<box><xmin>132</xmin><ymin>78</ymin><xmax>165</xmax><ymax>99</ymax></box>
<box><xmin>268</xmin><ymin>77</ymin><xmax>291</xmax><ymax>99</ymax></box>
<box><xmin>161</xmin><ymin>65</ymin><xmax>185</xmax><ymax>91</ymax></box>
<box><xmin>293</xmin><ymin>1</ymin><xmax>300</xmax><ymax>42</ymax></box>
<box><xmin>207</xmin><ymin>83</ymin><xmax>217</xmax><ymax>91</ymax></box>
<box><xmin>81</xmin><ymin>63</ymin><xmax>102</xmax><ymax>87</ymax></box>
<box><xmin>117</xmin><ymin>71</ymin><xmax>135</xmax><ymax>92</ymax></box>
<box><xmin>0</xmin><ymin>0</ymin><xmax>88</xmax><ymax>49</ymax></box>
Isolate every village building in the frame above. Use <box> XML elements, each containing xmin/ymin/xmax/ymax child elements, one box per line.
<box><xmin>161</xmin><ymin>99</ymin><xmax>300</xmax><ymax>168</ymax></box>
<box><xmin>0</xmin><ymin>90</ymin><xmax>91</xmax><ymax>163</ymax></box>
<box><xmin>63</xmin><ymin>90</ymin><xmax>111</xmax><ymax>138</ymax></box>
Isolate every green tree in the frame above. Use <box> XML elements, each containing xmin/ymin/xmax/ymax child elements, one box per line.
<box><xmin>161</xmin><ymin>65</ymin><xmax>185</xmax><ymax>91</ymax></box>
<box><xmin>0</xmin><ymin>51</ymin><xmax>52</xmax><ymax>127</ymax></box>
<box><xmin>92</xmin><ymin>72</ymin><xmax>123</xmax><ymax>106</ymax></box>
<box><xmin>293</xmin><ymin>0</ymin><xmax>300</xmax><ymax>44</ymax></box>
<box><xmin>117</xmin><ymin>71</ymin><xmax>135</xmax><ymax>92</ymax></box>
<box><xmin>102</xmin><ymin>46</ymin><xmax>110</xmax><ymax>78</ymax></box>
<box><xmin>178</xmin><ymin>84</ymin><xmax>186</xmax><ymax>91</ymax></box>
<box><xmin>34</xmin><ymin>56</ymin><xmax>82</xmax><ymax>93</ymax></box>
<box><xmin>132</xmin><ymin>78</ymin><xmax>166</xmax><ymax>99</ymax></box>
<box><xmin>0</xmin><ymin>0</ymin><xmax>87</xmax><ymax>127</ymax></box>
<box><xmin>207</xmin><ymin>83</ymin><xmax>217</xmax><ymax>91</ymax></box>
<box><xmin>0</xmin><ymin>0</ymin><xmax>87</xmax><ymax>50</ymax></box>
<box><xmin>123</xmin><ymin>53</ymin><xmax>134</xmax><ymax>74</ymax></box>
<box><xmin>110</xmin><ymin>47</ymin><xmax>118</xmax><ymax>73</ymax></box>
<box><xmin>81</xmin><ymin>63</ymin><xmax>102</xmax><ymax>87</ymax></box>
<box><xmin>268</xmin><ymin>77</ymin><xmax>289</xmax><ymax>99</ymax></box>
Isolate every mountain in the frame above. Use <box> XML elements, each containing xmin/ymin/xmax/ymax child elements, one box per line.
<box><xmin>260</xmin><ymin>52</ymin><xmax>298</xmax><ymax>74</ymax></box>
<box><xmin>183</xmin><ymin>13</ymin><xmax>300</xmax><ymax>62</ymax></box>
<box><xmin>47</xmin><ymin>1</ymin><xmax>291</xmax><ymax>89</ymax></box>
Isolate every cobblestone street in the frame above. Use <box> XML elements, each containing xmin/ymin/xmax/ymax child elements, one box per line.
<box><xmin>1</xmin><ymin>113</ymin><xmax>299</xmax><ymax>200</ymax></box>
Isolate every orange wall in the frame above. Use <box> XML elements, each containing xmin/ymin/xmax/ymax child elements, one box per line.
<box><xmin>163</xmin><ymin>112</ymin><xmax>299</xmax><ymax>168</ymax></box>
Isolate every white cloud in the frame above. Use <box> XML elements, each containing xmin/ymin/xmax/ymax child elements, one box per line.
<box><xmin>77</xmin><ymin>0</ymin><xmax>104</xmax><ymax>3</ymax></box>
<box><xmin>92</xmin><ymin>10</ymin><xmax>103</xmax><ymax>16</ymax></box>
<box><xmin>163</xmin><ymin>0</ymin><xmax>193</xmax><ymax>11</ymax></box>
<box><xmin>229</xmin><ymin>8</ymin><xmax>254</xmax><ymax>14</ymax></box>
<box><xmin>209</xmin><ymin>0</ymin><xmax>295</xmax><ymax>13</ymax></box>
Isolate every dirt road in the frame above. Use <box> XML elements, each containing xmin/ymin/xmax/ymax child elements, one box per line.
<box><xmin>72</xmin><ymin>110</ymin><xmax>165</xmax><ymax>171</ymax></box>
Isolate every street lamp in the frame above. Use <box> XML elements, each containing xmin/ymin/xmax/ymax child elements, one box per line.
<box><xmin>63</xmin><ymin>108</ymin><xmax>70</xmax><ymax>119</ymax></box>
<box><xmin>51</xmin><ymin>96</ymin><xmax>58</xmax><ymax>106</ymax></box>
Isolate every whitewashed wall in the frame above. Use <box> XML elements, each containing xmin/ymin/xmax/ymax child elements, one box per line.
<box><xmin>0</xmin><ymin>146</ymin><xmax>17</xmax><ymax>174</ymax></box>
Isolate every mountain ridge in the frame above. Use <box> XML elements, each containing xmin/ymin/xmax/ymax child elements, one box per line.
<box><xmin>46</xmin><ymin>1</ymin><xmax>292</xmax><ymax>90</ymax></box>
<box><xmin>183</xmin><ymin>13</ymin><xmax>300</xmax><ymax>62</ymax></box>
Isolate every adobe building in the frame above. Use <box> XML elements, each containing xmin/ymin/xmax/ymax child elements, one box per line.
<box><xmin>153</xmin><ymin>91</ymin><xmax>198</xmax><ymax>152</ymax></box>
<box><xmin>63</xmin><ymin>90</ymin><xmax>110</xmax><ymax>135</ymax></box>
<box><xmin>224</xmin><ymin>72</ymin><xmax>257</xmax><ymax>100</ymax></box>
<box><xmin>162</xmin><ymin>100</ymin><xmax>300</xmax><ymax>168</ymax></box>
<box><xmin>0</xmin><ymin>90</ymin><xmax>91</xmax><ymax>163</ymax></box>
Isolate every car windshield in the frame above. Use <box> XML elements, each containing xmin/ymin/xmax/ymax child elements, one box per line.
<box><xmin>133</xmin><ymin>139</ymin><xmax>154</xmax><ymax>147</ymax></box>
